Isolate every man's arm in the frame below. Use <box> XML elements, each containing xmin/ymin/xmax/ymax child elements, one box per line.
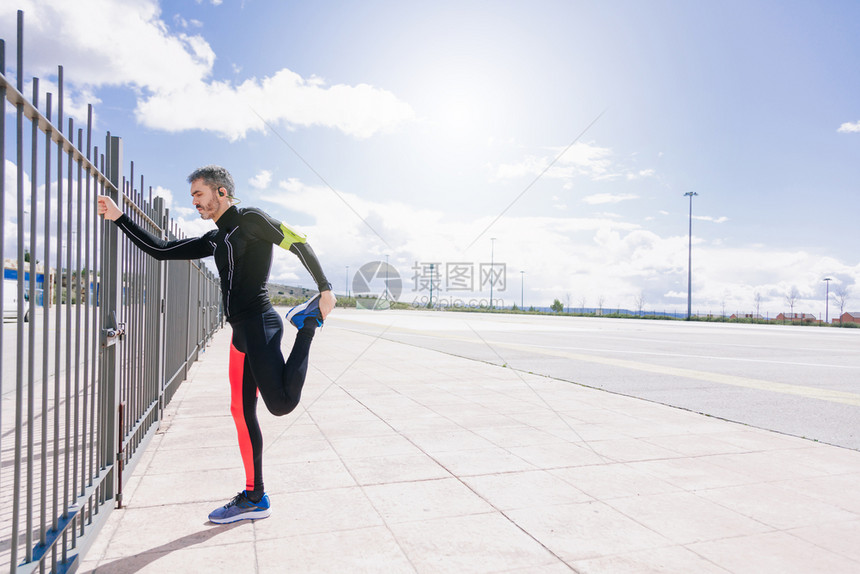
<box><xmin>290</xmin><ymin>242</ymin><xmax>336</xmax><ymax>319</ymax></box>
<box><xmin>242</xmin><ymin>208</ymin><xmax>336</xmax><ymax>318</ymax></box>
<box><xmin>98</xmin><ymin>195</ymin><xmax>214</xmax><ymax>261</ymax></box>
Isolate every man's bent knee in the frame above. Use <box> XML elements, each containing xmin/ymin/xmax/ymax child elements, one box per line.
<box><xmin>264</xmin><ymin>399</ymin><xmax>299</xmax><ymax>417</ymax></box>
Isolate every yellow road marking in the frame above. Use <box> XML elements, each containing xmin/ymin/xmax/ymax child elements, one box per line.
<box><xmin>498</xmin><ymin>339</ymin><xmax>860</xmax><ymax>407</ymax></box>
<box><xmin>352</xmin><ymin>320</ymin><xmax>860</xmax><ymax>408</ymax></box>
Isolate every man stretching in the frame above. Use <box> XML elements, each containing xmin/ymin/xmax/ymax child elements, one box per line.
<box><xmin>98</xmin><ymin>165</ymin><xmax>336</xmax><ymax>524</ymax></box>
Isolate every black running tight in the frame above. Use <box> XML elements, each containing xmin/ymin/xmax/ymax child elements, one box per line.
<box><xmin>227</xmin><ymin>307</ymin><xmax>314</xmax><ymax>494</ymax></box>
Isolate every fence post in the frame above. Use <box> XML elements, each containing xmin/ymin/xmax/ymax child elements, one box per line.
<box><xmin>100</xmin><ymin>134</ymin><xmax>123</xmax><ymax>500</ymax></box>
<box><xmin>153</xmin><ymin>196</ymin><xmax>167</xmax><ymax>417</ymax></box>
<box><xmin>186</xmin><ymin>260</ymin><xmax>195</xmax><ymax>373</ymax></box>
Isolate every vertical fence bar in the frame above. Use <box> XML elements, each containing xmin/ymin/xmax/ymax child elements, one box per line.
<box><xmin>81</xmin><ymin>106</ymin><xmax>93</xmax><ymax>532</ymax></box>
<box><xmin>119</xmin><ymin>177</ymin><xmax>127</xmax><ymax>466</ymax></box>
<box><xmin>153</xmin><ymin>198</ymin><xmax>165</xmax><ymax>418</ymax></box>
<box><xmin>97</xmin><ymin>147</ymin><xmax>108</xmax><ymax>508</ymax></box>
<box><xmin>26</xmin><ymin>75</ymin><xmax>39</xmax><ymax>566</ymax></box>
<box><xmin>50</xmin><ymin>63</ymin><xmax>64</xmax><ymax>574</ymax></box>
<box><xmin>12</xmin><ymin>9</ymin><xmax>26</xmax><ymax>572</ymax></box>
<box><xmin>62</xmin><ymin>115</ymin><xmax>73</xmax><ymax>565</ymax></box>
<box><xmin>127</xmin><ymin>177</ymin><xmax>135</xmax><ymax>455</ymax></box>
<box><xmin>72</xmin><ymin>127</ymin><xmax>83</xmax><ymax>548</ymax></box>
<box><xmin>39</xmin><ymin>89</ymin><xmax>52</xmax><ymax>560</ymax></box>
<box><xmin>102</xmin><ymin>134</ymin><xmax>122</xmax><ymax>504</ymax></box>
<box><xmin>90</xmin><ymin>142</ymin><xmax>100</xmax><ymax>510</ymax></box>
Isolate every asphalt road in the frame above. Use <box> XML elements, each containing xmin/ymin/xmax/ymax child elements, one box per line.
<box><xmin>330</xmin><ymin>309</ymin><xmax>860</xmax><ymax>451</ymax></box>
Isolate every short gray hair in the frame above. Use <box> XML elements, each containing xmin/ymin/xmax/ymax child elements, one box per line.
<box><xmin>187</xmin><ymin>165</ymin><xmax>235</xmax><ymax>197</ymax></box>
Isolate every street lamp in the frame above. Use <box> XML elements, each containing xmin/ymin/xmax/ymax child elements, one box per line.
<box><xmin>489</xmin><ymin>238</ymin><xmax>496</xmax><ymax>309</ymax></box>
<box><xmin>429</xmin><ymin>263</ymin><xmax>434</xmax><ymax>309</ymax></box>
<box><xmin>384</xmin><ymin>255</ymin><xmax>389</xmax><ymax>302</ymax></box>
<box><xmin>684</xmin><ymin>191</ymin><xmax>698</xmax><ymax>320</ymax></box>
<box><xmin>520</xmin><ymin>270</ymin><xmax>525</xmax><ymax>310</ymax></box>
<box><xmin>824</xmin><ymin>277</ymin><xmax>832</xmax><ymax>323</ymax></box>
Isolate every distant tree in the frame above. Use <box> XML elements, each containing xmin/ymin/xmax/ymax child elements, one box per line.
<box><xmin>635</xmin><ymin>291</ymin><xmax>646</xmax><ymax>316</ymax></box>
<box><xmin>785</xmin><ymin>287</ymin><xmax>800</xmax><ymax>315</ymax></box>
<box><xmin>754</xmin><ymin>292</ymin><xmax>762</xmax><ymax>317</ymax></box>
<box><xmin>597</xmin><ymin>295</ymin><xmax>605</xmax><ymax>315</ymax></box>
<box><xmin>551</xmin><ymin>299</ymin><xmax>564</xmax><ymax>313</ymax></box>
<box><xmin>578</xmin><ymin>295</ymin><xmax>587</xmax><ymax>312</ymax></box>
<box><xmin>565</xmin><ymin>293</ymin><xmax>571</xmax><ymax>314</ymax></box>
<box><xmin>834</xmin><ymin>287</ymin><xmax>849</xmax><ymax>317</ymax></box>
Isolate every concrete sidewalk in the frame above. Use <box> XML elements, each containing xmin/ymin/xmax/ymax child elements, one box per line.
<box><xmin>81</xmin><ymin>312</ymin><xmax>860</xmax><ymax>573</ymax></box>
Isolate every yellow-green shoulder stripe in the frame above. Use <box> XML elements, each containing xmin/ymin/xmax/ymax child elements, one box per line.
<box><xmin>278</xmin><ymin>222</ymin><xmax>307</xmax><ymax>249</ymax></box>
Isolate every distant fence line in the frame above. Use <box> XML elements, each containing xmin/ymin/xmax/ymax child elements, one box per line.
<box><xmin>1</xmin><ymin>11</ymin><xmax>222</xmax><ymax>574</ymax></box>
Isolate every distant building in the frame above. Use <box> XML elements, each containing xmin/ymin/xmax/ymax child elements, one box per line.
<box><xmin>266</xmin><ymin>282</ymin><xmax>317</xmax><ymax>301</ymax></box>
<box><xmin>730</xmin><ymin>313</ymin><xmax>764</xmax><ymax>320</ymax></box>
<box><xmin>775</xmin><ymin>312</ymin><xmax>816</xmax><ymax>323</ymax></box>
<box><xmin>837</xmin><ymin>312</ymin><xmax>860</xmax><ymax>324</ymax></box>
<box><xmin>4</xmin><ymin>258</ymin><xmax>51</xmax><ymax>305</ymax></box>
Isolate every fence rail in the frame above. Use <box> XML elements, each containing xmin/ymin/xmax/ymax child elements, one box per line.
<box><xmin>1</xmin><ymin>12</ymin><xmax>222</xmax><ymax>573</ymax></box>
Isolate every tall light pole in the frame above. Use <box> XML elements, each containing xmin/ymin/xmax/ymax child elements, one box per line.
<box><xmin>429</xmin><ymin>263</ymin><xmax>434</xmax><ymax>309</ymax></box>
<box><xmin>684</xmin><ymin>191</ymin><xmax>698</xmax><ymax>320</ymax></box>
<box><xmin>520</xmin><ymin>270</ymin><xmax>525</xmax><ymax>310</ymax></box>
<box><xmin>489</xmin><ymin>237</ymin><xmax>496</xmax><ymax>309</ymax></box>
<box><xmin>384</xmin><ymin>255</ymin><xmax>389</xmax><ymax>302</ymax></box>
<box><xmin>824</xmin><ymin>277</ymin><xmax>832</xmax><ymax>323</ymax></box>
<box><xmin>345</xmin><ymin>266</ymin><xmax>349</xmax><ymax>299</ymax></box>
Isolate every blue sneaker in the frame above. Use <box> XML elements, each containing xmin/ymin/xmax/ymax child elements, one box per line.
<box><xmin>208</xmin><ymin>491</ymin><xmax>271</xmax><ymax>524</ymax></box>
<box><xmin>286</xmin><ymin>293</ymin><xmax>323</xmax><ymax>329</ymax></box>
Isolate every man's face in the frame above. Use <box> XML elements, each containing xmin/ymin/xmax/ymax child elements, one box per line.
<box><xmin>190</xmin><ymin>179</ymin><xmax>221</xmax><ymax>220</ymax></box>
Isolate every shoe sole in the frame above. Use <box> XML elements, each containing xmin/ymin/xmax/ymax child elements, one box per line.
<box><xmin>209</xmin><ymin>508</ymin><xmax>272</xmax><ymax>524</ymax></box>
<box><xmin>286</xmin><ymin>294</ymin><xmax>322</xmax><ymax>327</ymax></box>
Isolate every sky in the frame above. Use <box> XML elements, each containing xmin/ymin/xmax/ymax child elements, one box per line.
<box><xmin>2</xmin><ymin>0</ymin><xmax>859</xmax><ymax>317</ymax></box>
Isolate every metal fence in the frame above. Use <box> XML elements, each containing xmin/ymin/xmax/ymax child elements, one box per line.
<box><xmin>1</xmin><ymin>12</ymin><xmax>223</xmax><ymax>573</ymax></box>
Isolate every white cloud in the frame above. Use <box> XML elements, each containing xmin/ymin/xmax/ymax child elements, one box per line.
<box><xmin>837</xmin><ymin>121</ymin><xmax>860</xmax><ymax>133</ymax></box>
<box><xmin>627</xmin><ymin>169</ymin><xmax>655</xmax><ymax>180</ymax></box>
<box><xmin>249</xmin><ymin>170</ymin><xmax>272</xmax><ymax>190</ymax></box>
<box><xmin>151</xmin><ymin>185</ymin><xmax>174</xmax><ymax>208</ymax></box>
<box><xmin>692</xmin><ymin>215</ymin><xmax>729</xmax><ymax>224</ymax></box>
<box><xmin>150</xmin><ymin>185</ymin><xmax>203</xmax><ymax>221</ymax></box>
<box><xmin>136</xmin><ymin>70</ymin><xmax>414</xmax><ymax>140</ymax></box>
<box><xmin>0</xmin><ymin>0</ymin><xmax>413</xmax><ymax>140</ymax></box>
<box><xmin>173</xmin><ymin>14</ymin><xmax>201</xmax><ymax>29</ymax></box>
<box><xmin>16</xmin><ymin>77</ymin><xmax>102</xmax><ymax>128</ymax></box>
<box><xmin>492</xmin><ymin>142</ymin><xmax>655</xmax><ymax>185</ymax></box>
<box><xmin>3</xmin><ymin>160</ymin><xmax>103</xmax><ymax>262</ymax></box>
<box><xmin>1</xmin><ymin>1</ymin><xmax>214</xmax><ymax>91</ymax></box>
<box><xmin>493</xmin><ymin>142</ymin><xmax>614</xmax><ymax>181</ymax></box>
<box><xmin>582</xmin><ymin>193</ymin><xmax>638</xmax><ymax>205</ymax></box>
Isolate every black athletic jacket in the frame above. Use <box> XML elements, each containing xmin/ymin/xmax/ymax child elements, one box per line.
<box><xmin>114</xmin><ymin>206</ymin><xmax>331</xmax><ymax>323</ymax></box>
